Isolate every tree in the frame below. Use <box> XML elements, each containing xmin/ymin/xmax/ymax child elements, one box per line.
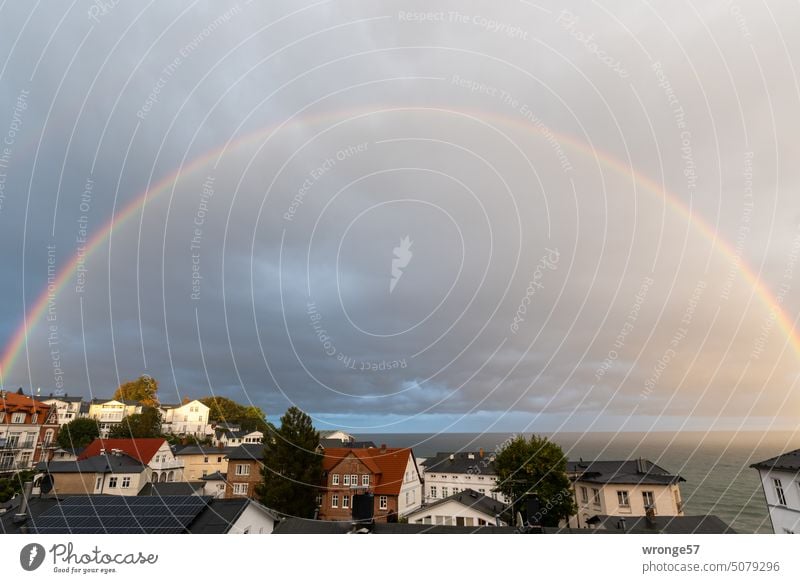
<box><xmin>256</xmin><ymin>406</ymin><xmax>322</xmax><ymax>517</ymax></box>
<box><xmin>200</xmin><ymin>396</ymin><xmax>270</xmax><ymax>433</ymax></box>
<box><xmin>493</xmin><ymin>435</ymin><xmax>577</xmax><ymax>527</ymax></box>
<box><xmin>56</xmin><ymin>417</ymin><xmax>100</xmax><ymax>450</ymax></box>
<box><xmin>113</xmin><ymin>375</ymin><xmax>159</xmax><ymax>407</ymax></box>
<box><xmin>108</xmin><ymin>406</ymin><xmax>162</xmax><ymax>438</ymax></box>
<box><xmin>0</xmin><ymin>470</ymin><xmax>34</xmax><ymax>503</ymax></box>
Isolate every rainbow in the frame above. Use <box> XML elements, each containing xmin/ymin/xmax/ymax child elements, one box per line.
<box><xmin>1</xmin><ymin>107</ymin><xmax>798</xmax><ymax>384</ymax></box>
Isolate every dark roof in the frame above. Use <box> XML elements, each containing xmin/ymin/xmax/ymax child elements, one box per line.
<box><xmin>174</xmin><ymin>445</ymin><xmax>236</xmax><ymax>457</ymax></box>
<box><xmin>272</xmin><ymin>517</ymin><xmax>517</xmax><ymax>534</ymax></box>
<box><xmin>200</xmin><ymin>471</ymin><xmax>227</xmax><ymax>481</ymax></box>
<box><xmin>36</xmin><ymin>453</ymin><xmax>144</xmax><ymax>474</ymax></box>
<box><xmin>420</xmin><ymin>452</ymin><xmax>496</xmax><ymax>475</ymax></box>
<box><xmin>319</xmin><ymin>439</ymin><xmax>376</xmax><ymax>450</ymax></box>
<box><xmin>587</xmin><ymin>514</ymin><xmax>736</xmax><ymax>534</ymax></box>
<box><xmin>138</xmin><ymin>481</ymin><xmax>204</xmax><ymax>496</ymax></box>
<box><xmin>410</xmin><ymin>488</ymin><xmax>506</xmax><ymax>519</ymax></box>
<box><xmin>0</xmin><ymin>495</ymin><xmax>263</xmax><ymax>534</ymax></box>
<box><xmin>90</xmin><ymin>398</ymin><xmax>140</xmax><ymax>406</ymax></box>
<box><xmin>750</xmin><ymin>448</ymin><xmax>800</xmax><ymax>473</ymax></box>
<box><xmin>567</xmin><ymin>459</ymin><xmax>684</xmax><ymax>485</ymax></box>
<box><xmin>38</xmin><ymin>395</ymin><xmax>84</xmax><ymax>403</ymax></box>
<box><xmin>227</xmin><ymin>443</ymin><xmax>263</xmax><ymax>460</ymax></box>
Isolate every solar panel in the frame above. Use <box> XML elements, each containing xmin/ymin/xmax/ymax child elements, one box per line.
<box><xmin>30</xmin><ymin>495</ymin><xmax>211</xmax><ymax>534</ymax></box>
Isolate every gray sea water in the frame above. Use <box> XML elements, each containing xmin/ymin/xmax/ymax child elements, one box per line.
<box><xmin>359</xmin><ymin>431</ymin><xmax>800</xmax><ymax>534</ymax></box>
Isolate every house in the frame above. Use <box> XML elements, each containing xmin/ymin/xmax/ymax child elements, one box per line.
<box><xmin>317</xmin><ymin>438</ymin><xmax>376</xmax><ymax>452</ymax></box>
<box><xmin>420</xmin><ymin>450</ymin><xmax>508</xmax><ymax>504</ymax></box>
<box><xmin>174</xmin><ymin>444</ymin><xmax>235</xmax><ymax>480</ymax></box>
<box><xmin>160</xmin><ymin>400</ymin><xmax>210</xmax><ymax>437</ymax></box>
<box><xmin>1</xmin><ymin>493</ymin><xmax>279</xmax><ymax>534</ymax></box>
<box><xmin>0</xmin><ymin>390</ymin><xmax>59</xmax><ymax>473</ymax></box>
<box><xmin>86</xmin><ymin>399</ymin><xmax>143</xmax><ymax>438</ymax></box>
<box><xmin>586</xmin><ymin>513</ymin><xmax>736</xmax><ymax>534</ymax></box>
<box><xmin>200</xmin><ymin>471</ymin><xmax>228</xmax><ymax>498</ymax></box>
<box><xmin>81</xmin><ymin>437</ymin><xmax>185</xmax><ymax>483</ymax></box>
<box><xmin>750</xmin><ymin>448</ymin><xmax>800</xmax><ymax>534</ymax></box>
<box><xmin>214</xmin><ymin>427</ymin><xmax>263</xmax><ymax>447</ymax></box>
<box><xmin>318</xmin><ymin>446</ymin><xmax>423</xmax><ymax>522</ymax></box>
<box><xmin>35</xmin><ymin>452</ymin><xmax>149</xmax><ymax>495</ymax></box>
<box><xmin>38</xmin><ymin>394</ymin><xmax>85</xmax><ymax>425</ymax></box>
<box><xmin>566</xmin><ymin>458</ymin><xmax>685</xmax><ymax>528</ymax></box>
<box><xmin>319</xmin><ymin>429</ymin><xmax>356</xmax><ymax>444</ymax></box>
<box><xmin>406</xmin><ymin>488</ymin><xmax>507</xmax><ymax>527</ymax></box>
<box><xmin>225</xmin><ymin>444</ymin><xmax>263</xmax><ymax>498</ymax></box>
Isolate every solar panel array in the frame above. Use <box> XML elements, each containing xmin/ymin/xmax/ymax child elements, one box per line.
<box><xmin>31</xmin><ymin>496</ymin><xmax>212</xmax><ymax>534</ymax></box>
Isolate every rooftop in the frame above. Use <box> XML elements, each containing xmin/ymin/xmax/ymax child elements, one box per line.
<box><xmin>421</xmin><ymin>451</ymin><xmax>496</xmax><ymax>475</ymax></box>
<box><xmin>36</xmin><ymin>453</ymin><xmax>144</xmax><ymax>475</ymax></box>
<box><xmin>587</xmin><ymin>514</ymin><xmax>736</xmax><ymax>534</ymax></box>
<box><xmin>79</xmin><ymin>438</ymin><xmax>167</xmax><ymax>465</ymax></box>
<box><xmin>750</xmin><ymin>448</ymin><xmax>800</xmax><ymax>473</ymax></box>
<box><xmin>323</xmin><ymin>447</ymin><xmax>416</xmax><ymax>496</ymax></box>
<box><xmin>567</xmin><ymin>459</ymin><xmax>684</xmax><ymax>486</ymax></box>
<box><xmin>409</xmin><ymin>488</ymin><xmax>506</xmax><ymax>519</ymax></box>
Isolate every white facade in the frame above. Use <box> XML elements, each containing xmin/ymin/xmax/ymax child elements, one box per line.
<box><xmin>570</xmin><ymin>481</ymin><xmax>683</xmax><ymax>529</ymax></box>
<box><xmin>398</xmin><ymin>454</ymin><xmax>423</xmax><ymax>517</ymax></box>
<box><xmin>406</xmin><ymin>496</ymin><xmax>504</xmax><ymax>527</ymax></box>
<box><xmin>160</xmin><ymin>400</ymin><xmax>210</xmax><ymax>437</ymax></box>
<box><xmin>422</xmin><ymin>453</ymin><xmax>509</xmax><ymax>505</ymax></box>
<box><xmin>146</xmin><ymin>441</ymin><xmax>185</xmax><ymax>483</ymax></box>
<box><xmin>40</xmin><ymin>397</ymin><xmax>83</xmax><ymax>425</ymax></box>
<box><xmin>754</xmin><ymin>466</ymin><xmax>800</xmax><ymax>534</ymax></box>
<box><xmin>87</xmin><ymin>400</ymin><xmax>143</xmax><ymax>437</ymax></box>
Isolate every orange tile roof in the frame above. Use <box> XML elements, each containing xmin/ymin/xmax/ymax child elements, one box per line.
<box><xmin>323</xmin><ymin>447</ymin><xmax>416</xmax><ymax>496</ymax></box>
<box><xmin>0</xmin><ymin>392</ymin><xmax>54</xmax><ymax>415</ymax></box>
<box><xmin>79</xmin><ymin>438</ymin><xmax>166</xmax><ymax>465</ymax></box>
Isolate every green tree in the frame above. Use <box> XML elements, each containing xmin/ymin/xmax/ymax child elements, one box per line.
<box><xmin>113</xmin><ymin>375</ymin><xmax>159</xmax><ymax>407</ymax></box>
<box><xmin>200</xmin><ymin>396</ymin><xmax>270</xmax><ymax>433</ymax></box>
<box><xmin>256</xmin><ymin>406</ymin><xmax>322</xmax><ymax>517</ymax></box>
<box><xmin>493</xmin><ymin>435</ymin><xmax>577</xmax><ymax>527</ymax></box>
<box><xmin>108</xmin><ymin>406</ymin><xmax>162</xmax><ymax>438</ymax></box>
<box><xmin>0</xmin><ymin>470</ymin><xmax>34</xmax><ymax>503</ymax></box>
<box><xmin>56</xmin><ymin>417</ymin><xmax>100</xmax><ymax>450</ymax></box>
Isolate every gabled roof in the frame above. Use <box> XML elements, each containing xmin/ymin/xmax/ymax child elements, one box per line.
<box><xmin>0</xmin><ymin>391</ymin><xmax>54</xmax><ymax>415</ymax></box>
<box><xmin>408</xmin><ymin>488</ymin><xmax>506</xmax><ymax>519</ymax></box>
<box><xmin>36</xmin><ymin>453</ymin><xmax>144</xmax><ymax>474</ymax></box>
<box><xmin>226</xmin><ymin>443</ymin><xmax>264</xmax><ymax>460</ymax></box>
<box><xmin>421</xmin><ymin>452</ymin><xmax>496</xmax><ymax>475</ymax></box>
<box><xmin>323</xmin><ymin>447</ymin><xmax>417</xmax><ymax>496</ymax></box>
<box><xmin>567</xmin><ymin>459</ymin><xmax>684</xmax><ymax>485</ymax></box>
<box><xmin>79</xmin><ymin>438</ymin><xmax>167</xmax><ymax>465</ymax></box>
<box><xmin>201</xmin><ymin>471</ymin><xmax>227</xmax><ymax>481</ymax></box>
<box><xmin>750</xmin><ymin>448</ymin><xmax>800</xmax><ymax>473</ymax></box>
<box><xmin>587</xmin><ymin>514</ymin><xmax>736</xmax><ymax>534</ymax></box>
<box><xmin>173</xmin><ymin>444</ymin><xmax>236</xmax><ymax>457</ymax></box>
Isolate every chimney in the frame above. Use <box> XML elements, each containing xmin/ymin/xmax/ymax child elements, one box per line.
<box><xmin>636</xmin><ymin>457</ymin><xmax>647</xmax><ymax>474</ymax></box>
<box><xmin>12</xmin><ymin>481</ymin><xmax>34</xmax><ymax>525</ymax></box>
<box><xmin>479</xmin><ymin>448</ymin><xmax>484</xmax><ymax>458</ymax></box>
<box><xmin>380</xmin><ymin>444</ymin><xmax>386</xmax><ymax>452</ymax></box>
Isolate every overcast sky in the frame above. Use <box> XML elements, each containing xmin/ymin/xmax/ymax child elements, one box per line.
<box><xmin>1</xmin><ymin>1</ymin><xmax>799</xmax><ymax>433</ymax></box>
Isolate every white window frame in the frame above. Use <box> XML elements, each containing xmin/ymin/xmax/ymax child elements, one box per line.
<box><xmin>362</xmin><ymin>474</ymin><xmax>369</xmax><ymax>487</ymax></box>
<box><xmin>430</xmin><ymin>485</ymin><xmax>437</xmax><ymax>498</ymax></box>
<box><xmin>351</xmin><ymin>474</ymin><xmax>357</xmax><ymax>486</ymax></box>
<box><xmin>331</xmin><ymin>494</ymin><xmax>339</xmax><ymax>508</ymax></box>
<box><xmin>11</xmin><ymin>412</ymin><xmax>25</xmax><ymax>424</ymax></box>
<box><xmin>592</xmin><ymin>488</ymin><xmax>601</xmax><ymax>507</ymax></box>
<box><xmin>580</xmin><ymin>486</ymin><xmax>589</xmax><ymax>503</ymax></box>
<box><xmin>379</xmin><ymin>495</ymin><xmax>388</xmax><ymax>510</ymax></box>
<box><xmin>332</xmin><ymin>473</ymin><xmax>340</xmax><ymax>485</ymax></box>
<box><xmin>617</xmin><ymin>490</ymin><xmax>630</xmax><ymax>507</ymax></box>
<box><xmin>108</xmin><ymin>477</ymin><xmax>118</xmax><ymax>488</ymax></box>
<box><xmin>774</xmin><ymin>479</ymin><xmax>787</xmax><ymax>506</ymax></box>
<box><xmin>642</xmin><ymin>491</ymin><xmax>656</xmax><ymax>512</ymax></box>
<box><xmin>342</xmin><ymin>495</ymin><xmax>350</xmax><ymax>509</ymax></box>
<box><xmin>233</xmin><ymin>483</ymin><xmax>248</xmax><ymax>495</ymax></box>
<box><xmin>235</xmin><ymin>463</ymin><xmax>250</xmax><ymax>476</ymax></box>
<box><xmin>122</xmin><ymin>477</ymin><xmax>131</xmax><ymax>488</ymax></box>
<box><xmin>343</xmin><ymin>474</ymin><xmax>350</xmax><ymax>486</ymax></box>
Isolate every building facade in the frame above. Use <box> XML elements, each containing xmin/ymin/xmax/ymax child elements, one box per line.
<box><xmin>751</xmin><ymin>449</ymin><xmax>800</xmax><ymax>534</ymax></box>
<box><xmin>86</xmin><ymin>399</ymin><xmax>143</xmax><ymax>438</ymax></box>
<box><xmin>0</xmin><ymin>390</ymin><xmax>59</xmax><ymax>473</ymax></box>
<box><xmin>39</xmin><ymin>395</ymin><xmax>85</xmax><ymax>425</ymax></box>
<box><xmin>175</xmin><ymin>444</ymin><xmax>235</xmax><ymax>480</ymax></box>
<box><xmin>225</xmin><ymin>444</ymin><xmax>263</xmax><ymax>498</ymax></box>
<box><xmin>567</xmin><ymin>459</ymin><xmax>685</xmax><ymax>529</ymax></box>
<box><xmin>406</xmin><ymin>488</ymin><xmax>506</xmax><ymax>526</ymax></box>
<box><xmin>420</xmin><ymin>451</ymin><xmax>509</xmax><ymax>505</ymax></box>
<box><xmin>160</xmin><ymin>400</ymin><xmax>210</xmax><ymax>437</ymax></box>
<box><xmin>80</xmin><ymin>437</ymin><xmax>184</xmax><ymax>483</ymax></box>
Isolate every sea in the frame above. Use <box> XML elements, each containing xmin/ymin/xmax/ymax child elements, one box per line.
<box><xmin>359</xmin><ymin>431</ymin><xmax>800</xmax><ymax>534</ymax></box>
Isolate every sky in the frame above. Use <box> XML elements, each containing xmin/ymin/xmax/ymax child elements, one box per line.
<box><xmin>0</xmin><ymin>1</ymin><xmax>799</xmax><ymax>433</ymax></box>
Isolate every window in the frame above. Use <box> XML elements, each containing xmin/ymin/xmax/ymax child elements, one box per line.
<box><xmin>362</xmin><ymin>474</ymin><xmax>369</xmax><ymax>487</ymax></box>
<box><xmin>479</xmin><ymin>489</ymin><xmax>485</xmax><ymax>495</ymax></box>
<box><xmin>642</xmin><ymin>491</ymin><xmax>656</xmax><ymax>512</ymax></box>
<box><xmin>405</xmin><ymin>492</ymin><xmax>410</xmax><ymax>505</ymax></box>
<box><xmin>478</xmin><ymin>476</ymin><xmax>485</xmax><ymax>480</ymax></box>
<box><xmin>217</xmin><ymin>456</ymin><xmax>223</xmax><ymax>463</ymax></box>
<box><xmin>122</xmin><ymin>477</ymin><xmax>131</xmax><ymax>488</ymax></box>
<box><xmin>379</xmin><ymin>495</ymin><xmax>388</xmax><ymax>510</ymax></box>
<box><xmin>343</xmin><ymin>474</ymin><xmax>350</xmax><ymax>486</ymax></box>
<box><xmin>235</xmin><ymin>464</ymin><xmax>250</xmax><ymax>476</ymax></box>
<box><xmin>108</xmin><ymin>477</ymin><xmax>118</xmax><ymax>488</ymax></box>
<box><xmin>315</xmin><ymin>494</ymin><xmax>322</xmax><ymax>506</ymax></box>
<box><xmin>233</xmin><ymin>483</ymin><xmax>248</xmax><ymax>495</ymax></box>
<box><xmin>332</xmin><ymin>473</ymin><xmax>340</xmax><ymax>485</ymax></box>
<box><xmin>774</xmin><ymin>479</ymin><xmax>787</xmax><ymax>506</ymax></box>
<box><xmin>204</xmin><ymin>456</ymin><xmax>209</xmax><ymax>463</ymax></box>
<box><xmin>617</xmin><ymin>490</ymin><xmax>630</xmax><ymax>507</ymax></box>
<box><xmin>580</xmin><ymin>486</ymin><xmax>589</xmax><ymax>503</ymax></box>
<box><xmin>0</xmin><ymin>412</ymin><xmax>4</xmax><ymax>422</ymax></box>
<box><xmin>430</xmin><ymin>486</ymin><xmax>437</xmax><ymax>498</ymax></box>
<box><xmin>202</xmin><ymin>470</ymin><xmax>207</xmax><ymax>477</ymax></box>
<box><xmin>43</xmin><ymin>429</ymin><xmax>54</xmax><ymax>446</ymax></box>
<box><xmin>11</xmin><ymin>413</ymin><xmax>24</xmax><ymax>424</ymax></box>
<box><xmin>95</xmin><ymin>477</ymin><xmax>102</xmax><ymax>490</ymax></box>
<box><xmin>31</xmin><ymin>414</ymin><xmax>38</xmax><ymax>424</ymax></box>
<box><xmin>592</xmin><ymin>488</ymin><xmax>601</xmax><ymax>507</ymax></box>
<box><xmin>351</xmin><ymin>474</ymin><xmax>357</xmax><ymax>486</ymax></box>
<box><xmin>442</xmin><ymin>487</ymin><xmax>449</xmax><ymax>497</ymax></box>
<box><xmin>331</xmin><ymin>494</ymin><xmax>339</xmax><ymax>508</ymax></box>
<box><xmin>342</xmin><ymin>495</ymin><xmax>350</xmax><ymax>509</ymax></box>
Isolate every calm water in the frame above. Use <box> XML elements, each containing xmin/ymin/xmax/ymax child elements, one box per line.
<box><xmin>360</xmin><ymin>431</ymin><xmax>800</xmax><ymax>534</ymax></box>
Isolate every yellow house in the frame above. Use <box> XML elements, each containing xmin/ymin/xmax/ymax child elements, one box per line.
<box><xmin>87</xmin><ymin>399</ymin><xmax>143</xmax><ymax>437</ymax></box>
<box><xmin>175</xmin><ymin>444</ymin><xmax>236</xmax><ymax>480</ymax></box>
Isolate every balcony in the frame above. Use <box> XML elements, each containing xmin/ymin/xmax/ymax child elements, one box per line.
<box><xmin>0</xmin><ymin>460</ymin><xmax>31</xmax><ymax>472</ymax></box>
<box><xmin>0</xmin><ymin>439</ymin><xmax>36</xmax><ymax>450</ymax></box>
<box><xmin>149</xmin><ymin>459</ymin><xmax>184</xmax><ymax>471</ymax></box>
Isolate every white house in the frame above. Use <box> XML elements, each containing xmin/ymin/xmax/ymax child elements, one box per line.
<box><xmin>406</xmin><ymin>488</ymin><xmax>507</xmax><ymax>527</ymax></box>
<box><xmin>160</xmin><ymin>400</ymin><xmax>210</xmax><ymax>437</ymax></box>
<box><xmin>214</xmin><ymin>427</ymin><xmax>263</xmax><ymax>447</ymax></box>
<box><xmin>566</xmin><ymin>459</ymin><xmax>685</xmax><ymax>529</ymax></box>
<box><xmin>39</xmin><ymin>395</ymin><xmax>85</xmax><ymax>425</ymax></box>
<box><xmin>751</xmin><ymin>448</ymin><xmax>800</xmax><ymax>534</ymax></box>
<box><xmin>420</xmin><ymin>451</ymin><xmax>509</xmax><ymax>505</ymax></box>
